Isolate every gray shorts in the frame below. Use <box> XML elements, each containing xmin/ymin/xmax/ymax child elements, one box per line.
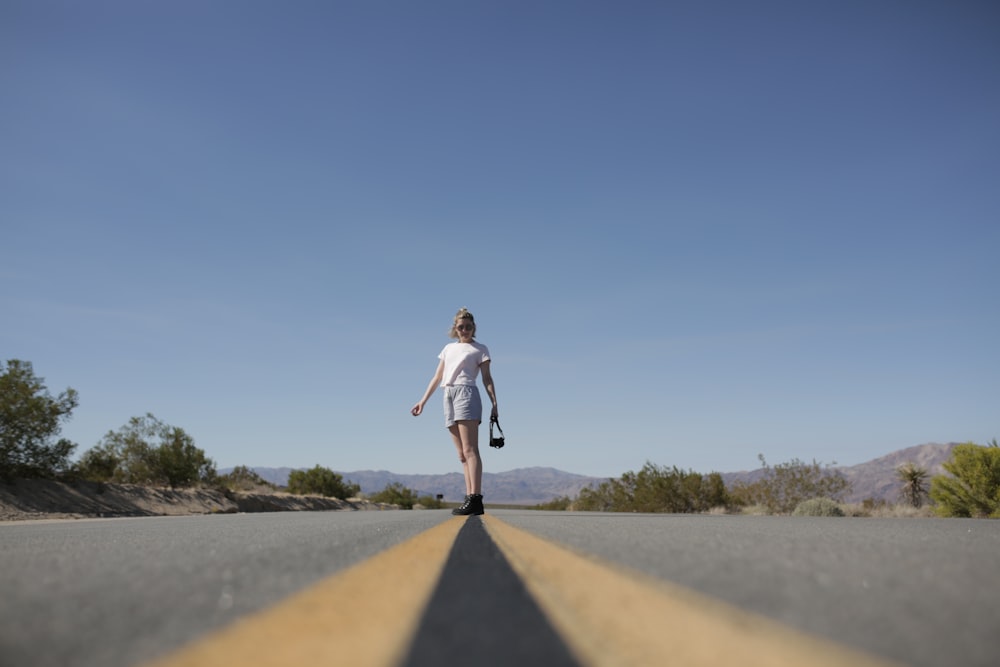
<box><xmin>443</xmin><ymin>385</ymin><xmax>482</xmax><ymax>427</ymax></box>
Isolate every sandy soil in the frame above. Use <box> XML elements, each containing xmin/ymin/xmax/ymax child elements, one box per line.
<box><xmin>0</xmin><ymin>478</ymin><xmax>394</xmax><ymax>521</ymax></box>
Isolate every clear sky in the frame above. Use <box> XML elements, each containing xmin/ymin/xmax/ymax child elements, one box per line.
<box><xmin>3</xmin><ymin>1</ymin><xmax>997</xmax><ymax>479</ymax></box>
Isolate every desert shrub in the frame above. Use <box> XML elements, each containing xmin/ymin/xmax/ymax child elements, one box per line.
<box><xmin>841</xmin><ymin>501</ymin><xmax>935</xmax><ymax>518</ymax></box>
<box><xmin>368</xmin><ymin>482</ymin><xmax>442</xmax><ymax>509</ymax></box>
<box><xmin>218</xmin><ymin>466</ymin><xmax>276</xmax><ymax>492</ymax></box>
<box><xmin>369</xmin><ymin>482</ymin><xmax>415</xmax><ymax>507</ymax></box>
<box><xmin>792</xmin><ymin>497</ymin><xmax>845</xmax><ymax>517</ymax></box>
<box><xmin>75</xmin><ymin>444</ymin><xmax>120</xmax><ymax>483</ymax></box>
<box><xmin>863</xmin><ymin>497</ymin><xmax>888</xmax><ymax>512</ymax></box>
<box><xmin>535</xmin><ymin>496</ymin><xmax>573</xmax><ymax>511</ymax></box>
<box><xmin>728</xmin><ymin>455</ymin><xmax>851</xmax><ymax>514</ymax></box>
<box><xmin>930</xmin><ymin>441</ymin><xmax>1000</xmax><ymax>518</ymax></box>
<box><xmin>287</xmin><ymin>465</ymin><xmax>360</xmax><ymax>499</ymax></box>
<box><xmin>839</xmin><ymin>503</ymin><xmax>870</xmax><ymax>517</ymax></box>
<box><xmin>416</xmin><ymin>494</ymin><xmax>445</xmax><ymax>509</ymax></box>
<box><xmin>574</xmin><ymin>462</ymin><xmax>730</xmax><ymax>513</ymax></box>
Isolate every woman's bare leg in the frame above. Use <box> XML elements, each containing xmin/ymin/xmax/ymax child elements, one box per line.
<box><xmin>448</xmin><ymin>420</ymin><xmax>481</xmax><ymax>495</ymax></box>
<box><xmin>448</xmin><ymin>424</ymin><xmax>471</xmax><ymax>495</ymax></box>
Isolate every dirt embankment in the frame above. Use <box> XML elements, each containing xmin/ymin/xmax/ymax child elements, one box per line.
<box><xmin>0</xmin><ymin>478</ymin><xmax>395</xmax><ymax>521</ymax></box>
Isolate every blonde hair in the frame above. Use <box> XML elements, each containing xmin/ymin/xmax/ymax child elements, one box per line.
<box><xmin>448</xmin><ymin>307</ymin><xmax>476</xmax><ymax>339</ymax></box>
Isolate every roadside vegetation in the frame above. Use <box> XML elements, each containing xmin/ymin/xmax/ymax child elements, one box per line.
<box><xmin>537</xmin><ymin>456</ymin><xmax>855</xmax><ymax>516</ymax></box>
<box><xmin>367</xmin><ymin>481</ymin><xmax>444</xmax><ymax>509</ymax></box>
<box><xmin>3</xmin><ymin>360</ymin><xmax>997</xmax><ymax>517</ymax></box>
<box><xmin>540</xmin><ymin>443</ymin><xmax>999</xmax><ymax>518</ymax></box>
<box><xmin>929</xmin><ymin>440</ymin><xmax>1000</xmax><ymax>518</ymax></box>
<box><xmin>1</xmin><ymin>359</ymin><xmax>443</xmax><ymax>510</ymax></box>
<box><xmin>0</xmin><ymin>360</ymin><xmax>78</xmax><ymax>480</ymax></box>
<box><xmin>217</xmin><ymin>465</ymin><xmax>277</xmax><ymax>493</ymax></box>
<box><xmin>76</xmin><ymin>413</ymin><xmax>215</xmax><ymax>489</ymax></box>
<box><xmin>572</xmin><ymin>463</ymin><xmax>728</xmax><ymax>513</ymax></box>
<box><xmin>286</xmin><ymin>465</ymin><xmax>360</xmax><ymax>499</ymax></box>
<box><xmin>897</xmin><ymin>461</ymin><xmax>930</xmax><ymax>509</ymax></box>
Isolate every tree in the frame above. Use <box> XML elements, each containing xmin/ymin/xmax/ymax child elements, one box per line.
<box><xmin>155</xmin><ymin>426</ymin><xmax>215</xmax><ymax>489</ymax></box>
<box><xmin>77</xmin><ymin>414</ymin><xmax>215</xmax><ymax>488</ymax></box>
<box><xmin>286</xmin><ymin>465</ymin><xmax>360</xmax><ymax>499</ymax></box>
<box><xmin>85</xmin><ymin>414</ymin><xmax>157</xmax><ymax>483</ymax></box>
<box><xmin>728</xmin><ymin>455</ymin><xmax>851</xmax><ymax>514</ymax></box>
<box><xmin>930</xmin><ymin>441</ymin><xmax>1000</xmax><ymax>518</ymax></box>
<box><xmin>0</xmin><ymin>360</ymin><xmax>79</xmax><ymax>479</ymax></box>
<box><xmin>896</xmin><ymin>462</ymin><xmax>930</xmax><ymax>508</ymax></box>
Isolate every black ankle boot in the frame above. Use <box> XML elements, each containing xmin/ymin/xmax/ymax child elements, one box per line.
<box><xmin>453</xmin><ymin>494</ymin><xmax>484</xmax><ymax>516</ymax></box>
<box><xmin>452</xmin><ymin>495</ymin><xmax>473</xmax><ymax>515</ymax></box>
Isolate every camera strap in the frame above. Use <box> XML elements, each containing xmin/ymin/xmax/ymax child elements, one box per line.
<box><xmin>489</xmin><ymin>417</ymin><xmax>505</xmax><ymax>449</ymax></box>
<box><xmin>489</xmin><ymin>417</ymin><xmax>504</xmax><ymax>440</ymax></box>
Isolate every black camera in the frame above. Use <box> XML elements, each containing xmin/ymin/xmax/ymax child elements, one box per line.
<box><xmin>489</xmin><ymin>418</ymin><xmax>505</xmax><ymax>449</ymax></box>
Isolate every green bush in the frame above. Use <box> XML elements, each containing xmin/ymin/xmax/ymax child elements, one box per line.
<box><xmin>218</xmin><ymin>466</ymin><xmax>276</xmax><ymax>492</ymax></box>
<box><xmin>930</xmin><ymin>441</ymin><xmax>1000</xmax><ymax>518</ymax></box>
<box><xmin>286</xmin><ymin>465</ymin><xmax>360</xmax><ymax>499</ymax></box>
<box><xmin>792</xmin><ymin>497</ymin><xmax>845</xmax><ymax>517</ymax></box>
<box><xmin>534</xmin><ymin>496</ymin><xmax>573</xmax><ymax>511</ymax></box>
<box><xmin>574</xmin><ymin>462</ymin><xmax>729</xmax><ymax>513</ymax></box>
<box><xmin>729</xmin><ymin>455</ymin><xmax>851</xmax><ymax>514</ymax></box>
<box><xmin>368</xmin><ymin>482</ymin><xmax>443</xmax><ymax>509</ymax></box>
<box><xmin>369</xmin><ymin>482</ymin><xmax>417</xmax><ymax>508</ymax></box>
<box><xmin>75</xmin><ymin>444</ymin><xmax>119</xmax><ymax>482</ymax></box>
<box><xmin>416</xmin><ymin>494</ymin><xmax>445</xmax><ymax>509</ymax></box>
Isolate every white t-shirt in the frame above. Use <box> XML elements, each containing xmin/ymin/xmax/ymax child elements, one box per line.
<box><xmin>439</xmin><ymin>341</ymin><xmax>491</xmax><ymax>387</ymax></box>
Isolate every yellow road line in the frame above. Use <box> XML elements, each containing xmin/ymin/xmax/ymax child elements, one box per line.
<box><xmin>482</xmin><ymin>515</ymin><xmax>902</xmax><ymax>667</ymax></box>
<box><xmin>144</xmin><ymin>517</ymin><xmax>465</xmax><ymax>667</ymax></box>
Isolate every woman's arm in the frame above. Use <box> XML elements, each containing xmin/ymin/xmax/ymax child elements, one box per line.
<box><xmin>480</xmin><ymin>360</ymin><xmax>498</xmax><ymax>421</ymax></box>
<box><xmin>411</xmin><ymin>359</ymin><xmax>445</xmax><ymax>416</ymax></box>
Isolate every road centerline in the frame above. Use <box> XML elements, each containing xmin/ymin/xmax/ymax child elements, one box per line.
<box><xmin>142</xmin><ymin>515</ymin><xmax>464</xmax><ymax>667</ymax></box>
<box><xmin>482</xmin><ymin>514</ymin><xmax>903</xmax><ymax>667</ymax></box>
<box><xmin>401</xmin><ymin>515</ymin><xmax>581</xmax><ymax>666</ymax></box>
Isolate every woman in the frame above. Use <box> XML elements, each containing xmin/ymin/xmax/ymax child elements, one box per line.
<box><xmin>411</xmin><ymin>307</ymin><xmax>498</xmax><ymax>515</ymax></box>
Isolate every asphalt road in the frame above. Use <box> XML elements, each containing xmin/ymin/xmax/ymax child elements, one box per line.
<box><xmin>1</xmin><ymin>510</ymin><xmax>996</xmax><ymax>667</ymax></box>
<box><xmin>496</xmin><ymin>512</ymin><xmax>1000</xmax><ymax>667</ymax></box>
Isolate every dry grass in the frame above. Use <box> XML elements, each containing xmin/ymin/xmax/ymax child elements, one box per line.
<box><xmin>736</xmin><ymin>504</ymin><xmax>772</xmax><ymax>516</ymax></box>
<box><xmin>727</xmin><ymin>501</ymin><xmax>938</xmax><ymax>518</ymax></box>
<box><xmin>841</xmin><ymin>502</ymin><xmax>936</xmax><ymax>518</ymax></box>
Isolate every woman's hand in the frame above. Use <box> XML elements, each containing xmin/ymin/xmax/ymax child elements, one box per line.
<box><xmin>412</xmin><ymin>361</ymin><xmax>443</xmax><ymax>417</ymax></box>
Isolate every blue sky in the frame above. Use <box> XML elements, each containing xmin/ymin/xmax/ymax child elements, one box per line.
<box><xmin>3</xmin><ymin>1</ymin><xmax>997</xmax><ymax>479</ymax></box>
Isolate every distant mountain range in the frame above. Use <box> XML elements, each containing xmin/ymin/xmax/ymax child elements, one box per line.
<box><xmin>225</xmin><ymin>442</ymin><xmax>960</xmax><ymax>505</ymax></box>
